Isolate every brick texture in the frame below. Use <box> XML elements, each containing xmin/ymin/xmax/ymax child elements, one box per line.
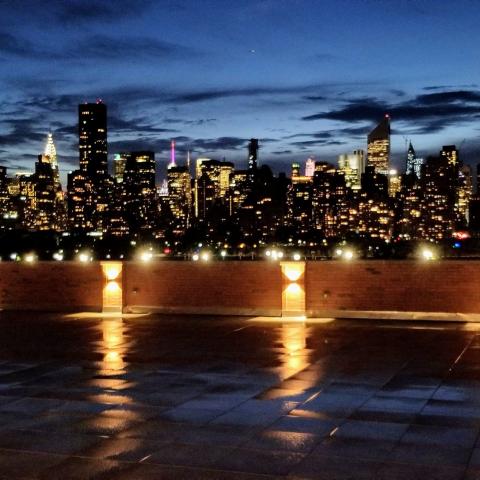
<box><xmin>0</xmin><ymin>262</ymin><xmax>102</xmax><ymax>311</ymax></box>
<box><xmin>306</xmin><ymin>260</ymin><xmax>480</xmax><ymax>314</ymax></box>
<box><xmin>125</xmin><ymin>261</ymin><xmax>282</xmax><ymax>314</ymax></box>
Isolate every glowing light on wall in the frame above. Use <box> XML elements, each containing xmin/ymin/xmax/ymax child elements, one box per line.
<box><xmin>101</xmin><ymin>262</ymin><xmax>123</xmax><ymax>313</ymax></box>
<box><xmin>283</xmin><ymin>262</ymin><xmax>304</xmax><ymax>282</ymax></box>
<box><xmin>104</xmin><ymin>263</ymin><xmax>121</xmax><ymax>281</ymax></box>
<box><xmin>281</xmin><ymin>261</ymin><xmax>306</xmax><ymax>316</ymax></box>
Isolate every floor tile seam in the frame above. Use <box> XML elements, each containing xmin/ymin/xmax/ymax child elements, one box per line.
<box><xmin>398</xmin><ymin>336</ymin><xmax>477</xmax><ymax>449</ymax></box>
<box><xmin>373</xmin><ymin>458</ymin><xmax>467</xmax><ymax>476</ymax></box>
<box><xmin>462</xmin><ymin>412</ymin><xmax>480</xmax><ymax>474</ymax></box>
<box><xmin>289</xmin><ymin>450</ymin><xmax>387</xmax><ymax>476</ymax></box>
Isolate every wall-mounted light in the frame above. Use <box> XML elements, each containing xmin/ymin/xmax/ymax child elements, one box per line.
<box><xmin>101</xmin><ymin>262</ymin><xmax>123</xmax><ymax>313</ymax></box>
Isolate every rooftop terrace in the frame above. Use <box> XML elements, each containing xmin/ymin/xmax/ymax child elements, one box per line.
<box><xmin>0</xmin><ymin>312</ymin><xmax>480</xmax><ymax>479</ymax></box>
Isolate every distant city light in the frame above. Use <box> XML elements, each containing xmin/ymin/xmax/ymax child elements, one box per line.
<box><xmin>201</xmin><ymin>252</ymin><xmax>210</xmax><ymax>261</ymax></box>
<box><xmin>78</xmin><ymin>252</ymin><xmax>92</xmax><ymax>263</ymax></box>
<box><xmin>10</xmin><ymin>253</ymin><xmax>18</xmax><ymax>261</ymax></box>
<box><xmin>266</xmin><ymin>248</ymin><xmax>283</xmax><ymax>261</ymax></box>
<box><xmin>24</xmin><ymin>253</ymin><xmax>36</xmax><ymax>263</ymax></box>
<box><xmin>53</xmin><ymin>251</ymin><xmax>64</xmax><ymax>261</ymax></box>
<box><xmin>293</xmin><ymin>253</ymin><xmax>302</xmax><ymax>261</ymax></box>
<box><xmin>192</xmin><ymin>254</ymin><xmax>199</xmax><ymax>261</ymax></box>
<box><xmin>421</xmin><ymin>247</ymin><xmax>436</xmax><ymax>261</ymax></box>
<box><xmin>220</xmin><ymin>250</ymin><xmax>227</xmax><ymax>258</ymax></box>
<box><xmin>139</xmin><ymin>250</ymin><xmax>153</xmax><ymax>262</ymax></box>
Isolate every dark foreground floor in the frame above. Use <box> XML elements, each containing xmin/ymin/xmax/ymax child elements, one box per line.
<box><xmin>0</xmin><ymin>313</ymin><xmax>480</xmax><ymax>480</ymax></box>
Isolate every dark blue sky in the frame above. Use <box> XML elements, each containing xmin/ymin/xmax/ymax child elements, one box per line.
<box><xmin>1</xmin><ymin>0</ymin><xmax>479</xmax><ymax>184</ymax></box>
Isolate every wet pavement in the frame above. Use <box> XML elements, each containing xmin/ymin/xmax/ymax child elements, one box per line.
<box><xmin>0</xmin><ymin>312</ymin><xmax>480</xmax><ymax>479</ymax></box>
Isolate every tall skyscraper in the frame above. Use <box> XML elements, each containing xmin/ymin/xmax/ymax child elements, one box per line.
<box><xmin>79</xmin><ymin>101</ymin><xmax>108</xmax><ymax>178</ymax></box>
<box><xmin>0</xmin><ymin>166</ymin><xmax>9</xmax><ymax>225</ymax></box>
<box><xmin>68</xmin><ymin>101</ymin><xmax>110</xmax><ymax>233</ymax></box>
<box><xmin>194</xmin><ymin>159</ymin><xmax>234</xmax><ymax>219</ymax></box>
<box><xmin>168</xmin><ymin>140</ymin><xmax>177</xmax><ymax>169</ymax></box>
<box><xmin>367</xmin><ymin>115</ymin><xmax>390</xmax><ymax>174</ymax></box>
<box><xmin>113</xmin><ymin>153</ymin><xmax>131</xmax><ymax>183</ymax></box>
<box><xmin>406</xmin><ymin>141</ymin><xmax>423</xmax><ymax>178</ymax></box>
<box><xmin>167</xmin><ymin>166</ymin><xmax>192</xmax><ymax>227</ymax></box>
<box><xmin>44</xmin><ymin>133</ymin><xmax>60</xmax><ymax>189</ymax></box>
<box><xmin>291</xmin><ymin>162</ymin><xmax>301</xmax><ymax>178</ymax></box>
<box><xmin>32</xmin><ymin>155</ymin><xmax>57</xmax><ymax>230</ymax></box>
<box><xmin>338</xmin><ymin>150</ymin><xmax>365</xmax><ymax>189</ymax></box>
<box><xmin>440</xmin><ymin>145</ymin><xmax>458</xmax><ymax>167</ymax></box>
<box><xmin>305</xmin><ymin>157</ymin><xmax>315</xmax><ymax>177</ymax></box>
<box><xmin>122</xmin><ymin>151</ymin><xmax>157</xmax><ymax>232</ymax></box>
<box><xmin>248</xmin><ymin>139</ymin><xmax>259</xmax><ymax>178</ymax></box>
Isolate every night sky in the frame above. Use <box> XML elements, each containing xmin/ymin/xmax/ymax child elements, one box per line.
<box><xmin>1</xmin><ymin>0</ymin><xmax>479</xmax><ymax>184</ymax></box>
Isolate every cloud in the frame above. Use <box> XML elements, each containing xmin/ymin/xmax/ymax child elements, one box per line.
<box><xmin>0</xmin><ymin>118</ymin><xmax>45</xmax><ymax>148</ymax></box>
<box><xmin>71</xmin><ymin>35</ymin><xmax>198</xmax><ymax>61</ymax></box>
<box><xmin>108</xmin><ymin>136</ymin><xmax>248</xmax><ymax>156</ymax></box>
<box><xmin>273</xmin><ymin>150</ymin><xmax>293</xmax><ymax>155</ymax></box>
<box><xmin>415</xmin><ymin>90</ymin><xmax>480</xmax><ymax>105</ymax></box>
<box><xmin>302</xmin><ymin>90</ymin><xmax>480</xmax><ymax>134</ymax></box>
<box><xmin>302</xmin><ymin>95</ymin><xmax>327</xmax><ymax>101</ymax></box>
<box><xmin>108</xmin><ymin>115</ymin><xmax>177</xmax><ymax>134</ymax></box>
<box><xmin>55</xmin><ymin>0</ymin><xmax>154</xmax><ymax>24</ymax></box>
<box><xmin>290</xmin><ymin>139</ymin><xmax>346</xmax><ymax>148</ymax></box>
<box><xmin>189</xmin><ymin>137</ymin><xmax>247</xmax><ymax>152</ymax></box>
<box><xmin>0</xmin><ymin>32</ymin><xmax>36</xmax><ymax>57</ymax></box>
<box><xmin>163</xmin><ymin>118</ymin><xmax>217</xmax><ymax>126</ymax></box>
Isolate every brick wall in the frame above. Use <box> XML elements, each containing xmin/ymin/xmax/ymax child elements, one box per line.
<box><xmin>124</xmin><ymin>261</ymin><xmax>282</xmax><ymax>316</ymax></box>
<box><xmin>1</xmin><ymin>260</ymin><xmax>479</xmax><ymax>318</ymax></box>
<box><xmin>306</xmin><ymin>260</ymin><xmax>480</xmax><ymax>315</ymax></box>
<box><xmin>0</xmin><ymin>262</ymin><xmax>102</xmax><ymax>311</ymax></box>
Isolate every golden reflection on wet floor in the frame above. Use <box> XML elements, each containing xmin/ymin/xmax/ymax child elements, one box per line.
<box><xmin>281</xmin><ymin>322</ymin><xmax>309</xmax><ymax>377</ymax></box>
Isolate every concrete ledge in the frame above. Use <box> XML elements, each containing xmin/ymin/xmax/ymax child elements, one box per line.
<box><xmin>124</xmin><ymin>305</ymin><xmax>282</xmax><ymax>317</ymax></box>
<box><xmin>307</xmin><ymin>309</ymin><xmax>480</xmax><ymax>322</ymax></box>
<box><xmin>0</xmin><ymin>304</ymin><xmax>101</xmax><ymax>313</ymax></box>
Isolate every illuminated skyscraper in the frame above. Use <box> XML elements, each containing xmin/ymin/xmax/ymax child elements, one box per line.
<box><xmin>291</xmin><ymin>162</ymin><xmax>301</xmax><ymax>178</ymax></box>
<box><xmin>418</xmin><ymin>155</ymin><xmax>456</xmax><ymax>241</ymax></box>
<box><xmin>68</xmin><ymin>101</ymin><xmax>113</xmax><ymax>233</ymax></box>
<box><xmin>441</xmin><ymin>145</ymin><xmax>458</xmax><ymax>167</ymax></box>
<box><xmin>456</xmin><ymin>164</ymin><xmax>473</xmax><ymax>227</ymax></box>
<box><xmin>32</xmin><ymin>155</ymin><xmax>57</xmax><ymax>230</ymax></box>
<box><xmin>367</xmin><ymin>115</ymin><xmax>390</xmax><ymax>174</ymax></box>
<box><xmin>43</xmin><ymin>133</ymin><xmax>60</xmax><ymax>189</ymax></box>
<box><xmin>406</xmin><ymin>142</ymin><xmax>423</xmax><ymax>178</ymax></box>
<box><xmin>248</xmin><ymin>138</ymin><xmax>259</xmax><ymax>179</ymax></box>
<box><xmin>79</xmin><ymin>101</ymin><xmax>108</xmax><ymax>178</ymax></box>
<box><xmin>0</xmin><ymin>166</ymin><xmax>9</xmax><ymax>227</ymax></box>
<box><xmin>312</xmin><ymin>164</ymin><xmax>350</xmax><ymax>237</ymax></box>
<box><xmin>195</xmin><ymin>159</ymin><xmax>234</xmax><ymax>219</ymax></box>
<box><xmin>122</xmin><ymin>151</ymin><xmax>157</xmax><ymax>232</ymax></box>
<box><xmin>67</xmin><ymin>170</ymin><xmax>94</xmax><ymax>231</ymax></box>
<box><xmin>305</xmin><ymin>157</ymin><xmax>315</xmax><ymax>177</ymax></box>
<box><xmin>114</xmin><ymin>153</ymin><xmax>130</xmax><ymax>183</ymax></box>
<box><xmin>338</xmin><ymin>150</ymin><xmax>365</xmax><ymax>189</ymax></box>
<box><xmin>388</xmin><ymin>170</ymin><xmax>401</xmax><ymax>198</ymax></box>
<box><xmin>167</xmin><ymin>166</ymin><xmax>192</xmax><ymax>227</ymax></box>
<box><xmin>168</xmin><ymin>140</ymin><xmax>177</xmax><ymax>169</ymax></box>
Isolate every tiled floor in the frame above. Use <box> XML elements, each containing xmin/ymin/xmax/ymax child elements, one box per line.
<box><xmin>0</xmin><ymin>312</ymin><xmax>480</xmax><ymax>479</ymax></box>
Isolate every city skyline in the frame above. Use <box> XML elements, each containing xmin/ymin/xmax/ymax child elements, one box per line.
<box><xmin>1</xmin><ymin>0</ymin><xmax>480</xmax><ymax>182</ymax></box>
